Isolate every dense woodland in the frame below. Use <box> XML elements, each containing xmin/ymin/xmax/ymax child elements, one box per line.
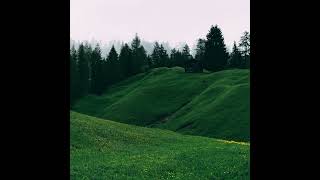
<box><xmin>70</xmin><ymin>25</ymin><xmax>250</xmax><ymax>106</ymax></box>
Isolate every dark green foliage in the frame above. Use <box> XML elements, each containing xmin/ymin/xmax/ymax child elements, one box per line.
<box><xmin>77</xmin><ymin>43</ymin><xmax>90</xmax><ymax>97</ymax></box>
<box><xmin>151</xmin><ymin>42</ymin><xmax>170</xmax><ymax>68</ymax></box>
<box><xmin>151</xmin><ymin>42</ymin><xmax>161</xmax><ymax>68</ymax></box>
<box><xmin>170</xmin><ymin>48</ymin><xmax>184</xmax><ymax>67</ymax></box>
<box><xmin>203</xmin><ymin>25</ymin><xmax>229</xmax><ymax>72</ymax></box>
<box><xmin>228</xmin><ymin>41</ymin><xmax>243</xmax><ymax>68</ymax></box>
<box><xmin>70</xmin><ymin>46</ymin><xmax>79</xmax><ymax>106</ymax></box>
<box><xmin>131</xmin><ymin>34</ymin><xmax>148</xmax><ymax>74</ymax></box>
<box><xmin>239</xmin><ymin>31</ymin><xmax>250</xmax><ymax>69</ymax></box>
<box><xmin>106</xmin><ymin>46</ymin><xmax>120</xmax><ymax>85</ymax></box>
<box><xmin>182</xmin><ymin>44</ymin><xmax>192</xmax><ymax>63</ymax></box>
<box><xmin>90</xmin><ymin>44</ymin><xmax>104</xmax><ymax>95</ymax></box>
<box><xmin>119</xmin><ymin>43</ymin><xmax>133</xmax><ymax>79</ymax></box>
<box><xmin>159</xmin><ymin>44</ymin><xmax>170</xmax><ymax>67</ymax></box>
<box><xmin>195</xmin><ymin>38</ymin><xmax>206</xmax><ymax>65</ymax></box>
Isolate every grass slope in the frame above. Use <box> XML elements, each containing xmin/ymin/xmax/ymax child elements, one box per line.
<box><xmin>71</xmin><ymin>111</ymin><xmax>250</xmax><ymax>179</ymax></box>
<box><xmin>73</xmin><ymin>67</ymin><xmax>250</xmax><ymax>141</ymax></box>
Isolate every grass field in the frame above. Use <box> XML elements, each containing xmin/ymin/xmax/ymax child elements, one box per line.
<box><xmin>71</xmin><ymin>111</ymin><xmax>250</xmax><ymax>179</ymax></box>
<box><xmin>73</xmin><ymin>67</ymin><xmax>250</xmax><ymax>141</ymax></box>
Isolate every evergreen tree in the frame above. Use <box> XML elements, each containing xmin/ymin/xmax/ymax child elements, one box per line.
<box><xmin>119</xmin><ymin>43</ymin><xmax>133</xmax><ymax>79</ymax></box>
<box><xmin>84</xmin><ymin>42</ymin><xmax>93</xmax><ymax>82</ymax></box>
<box><xmin>195</xmin><ymin>38</ymin><xmax>206</xmax><ymax>64</ymax></box>
<box><xmin>151</xmin><ymin>42</ymin><xmax>161</xmax><ymax>68</ymax></box>
<box><xmin>131</xmin><ymin>34</ymin><xmax>147</xmax><ymax>74</ymax></box>
<box><xmin>159</xmin><ymin>44</ymin><xmax>170</xmax><ymax>67</ymax></box>
<box><xmin>90</xmin><ymin>44</ymin><xmax>104</xmax><ymax>95</ymax></box>
<box><xmin>106</xmin><ymin>46</ymin><xmax>120</xmax><ymax>84</ymax></box>
<box><xmin>77</xmin><ymin>43</ymin><xmax>90</xmax><ymax>97</ymax></box>
<box><xmin>170</xmin><ymin>49</ymin><xmax>184</xmax><ymax>67</ymax></box>
<box><xmin>229</xmin><ymin>41</ymin><xmax>243</xmax><ymax>68</ymax></box>
<box><xmin>239</xmin><ymin>31</ymin><xmax>250</xmax><ymax>69</ymax></box>
<box><xmin>204</xmin><ymin>25</ymin><xmax>229</xmax><ymax>71</ymax></box>
<box><xmin>169</xmin><ymin>48</ymin><xmax>177</xmax><ymax>67</ymax></box>
<box><xmin>70</xmin><ymin>46</ymin><xmax>79</xmax><ymax>106</ymax></box>
<box><xmin>182</xmin><ymin>44</ymin><xmax>192</xmax><ymax>63</ymax></box>
<box><xmin>101</xmin><ymin>57</ymin><xmax>109</xmax><ymax>89</ymax></box>
<box><xmin>146</xmin><ymin>55</ymin><xmax>153</xmax><ymax>70</ymax></box>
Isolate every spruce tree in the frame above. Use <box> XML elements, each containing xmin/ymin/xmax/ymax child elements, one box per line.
<box><xmin>151</xmin><ymin>42</ymin><xmax>161</xmax><ymax>68</ymax></box>
<box><xmin>131</xmin><ymin>34</ymin><xmax>147</xmax><ymax>74</ymax></box>
<box><xmin>159</xmin><ymin>44</ymin><xmax>169</xmax><ymax>67</ymax></box>
<box><xmin>195</xmin><ymin>38</ymin><xmax>206</xmax><ymax>65</ymax></box>
<box><xmin>119</xmin><ymin>43</ymin><xmax>133</xmax><ymax>79</ymax></box>
<box><xmin>70</xmin><ymin>46</ymin><xmax>79</xmax><ymax>106</ymax></box>
<box><xmin>77</xmin><ymin>43</ymin><xmax>90</xmax><ymax>97</ymax></box>
<box><xmin>106</xmin><ymin>46</ymin><xmax>120</xmax><ymax>85</ymax></box>
<box><xmin>204</xmin><ymin>25</ymin><xmax>229</xmax><ymax>71</ymax></box>
<box><xmin>90</xmin><ymin>44</ymin><xmax>104</xmax><ymax>95</ymax></box>
<box><xmin>182</xmin><ymin>44</ymin><xmax>192</xmax><ymax>63</ymax></box>
<box><xmin>229</xmin><ymin>41</ymin><xmax>243</xmax><ymax>68</ymax></box>
<box><xmin>239</xmin><ymin>31</ymin><xmax>250</xmax><ymax>69</ymax></box>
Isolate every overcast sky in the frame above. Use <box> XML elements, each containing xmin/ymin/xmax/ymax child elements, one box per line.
<box><xmin>70</xmin><ymin>0</ymin><xmax>250</xmax><ymax>48</ymax></box>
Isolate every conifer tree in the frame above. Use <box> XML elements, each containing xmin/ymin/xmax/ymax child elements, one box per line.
<box><xmin>204</xmin><ymin>25</ymin><xmax>229</xmax><ymax>71</ymax></box>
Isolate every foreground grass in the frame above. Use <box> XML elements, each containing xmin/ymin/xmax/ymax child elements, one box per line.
<box><xmin>73</xmin><ymin>67</ymin><xmax>250</xmax><ymax>141</ymax></box>
<box><xmin>71</xmin><ymin>111</ymin><xmax>250</xmax><ymax>179</ymax></box>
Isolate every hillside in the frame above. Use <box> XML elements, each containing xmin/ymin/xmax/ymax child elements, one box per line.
<box><xmin>70</xmin><ymin>111</ymin><xmax>250</xmax><ymax>179</ymax></box>
<box><xmin>73</xmin><ymin>67</ymin><xmax>250</xmax><ymax>141</ymax></box>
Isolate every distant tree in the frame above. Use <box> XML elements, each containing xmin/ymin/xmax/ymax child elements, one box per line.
<box><xmin>131</xmin><ymin>34</ymin><xmax>147</xmax><ymax>74</ymax></box>
<box><xmin>195</xmin><ymin>38</ymin><xmax>206</xmax><ymax>65</ymax></box>
<box><xmin>146</xmin><ymin>55</ymin><xmax>153</xmax><ymax>70</ymax></box>
<box><xmin>84</xmin><ymin>42</ymin><xmax>93</xmax><ymax>83</ymax></box>
<box><xmin>159</xmin><ymin>44</ymin><xmax>170</xmax><ymax>67</ymax></box>
<box><xmin>239</xmin><ymin>31</ymin><xmax>250</xmax><ymax>68</ymax></box>
<box><xmin>169</xmin><ymin>48</ymin><xmax>177</xmax><ymax>67</ymax></box>
<box><xmin>90</xmin><ymin>44</ymin><xmax>104</xmax><ymax>95</ymax></box>
<box><xmin>151</xmin><ymin>42</ymin><xmax>161</xmax><ymax>68</ymax></box>
<box><xmin>106</xmin><ymin>46</ymin><xmax>120</xmax><ymax>85</ymax></box>
<box><xmin>181</xmin><ymin>44</ymin><xmax>193</xmax><ymax>67</ymax></box>
<box><xmin>101</xmin><ymin>57</ymin><xmax>109</xmax><ymax>88</ymax></box>
<box><xmin>204</xmin><ymin>25</ymin><xmax>229</xmax><ymax>71</ymax></box>
<box><xmin>77</xmin><ymin>43</ymin><xmax>90</xmax><ymax>97</ymax></box>
<box><xmin>139</xmin><ymin>46</ymin><xmax>149</xmax><ymax>72</ymax></box>
<box><xmin>170</xmin><ymin>48</ymin><xmax>184</xmax><ymax>67</ymax></box>
<box><xmin>119</xmin><ymin>43</ymin><xmax>133</xmax><ymax>79</ymax></box>
<box><xmin>70</xmin><ymin>46</ymin><xmax>79</xmax><ymax>106</ymax></box>
<box><xmin>228</xmin><ymin>41</ymin><xmax>243</xmax><ymax>68</ymax></box>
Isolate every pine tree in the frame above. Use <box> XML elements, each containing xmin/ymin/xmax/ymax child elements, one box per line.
<box><xmin>159</xmin><ymin>44</ymin><xmax>170</xmax><ymax>67</ymax></box>
<box><xmin>146</xmin><ymin>55</ymin><xmax>153</xmax><ymax>70</ymax></box>
<box><xmin>70</xmin><ymin>45</ymin><xmax>79</xmax><ymax>106</ymax></box>
<box><xmin>204</xmin><ymin>25</ymin><xmax>229</xmax><ymax>71</ymax></box>
<box><xmin>106</xmin><ymin>46</ymin><xmax>120</xmax><ymax>85</ymax></box>
<box><xmin>182</xmin><ymin>44</ymin><xmax>192</xmax><ymax>64</ymax></box>
<box><xmin>229</xmin><ymin>41</ymin><xmax>243</xmax><ymax>68</ymax></box>
<box><xmin>90</xmin><ymin>44</ymin><xmax>104</xmax><ymax>95</ymax></box>
<box><xmin>151</xmin><ymin>42</ymin><xmax>161</xmax><ymax>68</ymax></box>
<box><xmin>239</xmin><ymin>31</ymin><xmax>250</xmax><ymax>69</ymax></box>
<box><xmin>170</xmin><ymin>48</ymin><xmax>177</xmax><ymax>67</ymax></box>
<box><xmin>131</xmin><ymin>34</ymin><xmax>147</xmax><ymax>74</ymax></box>
<box><xmin>77</xmin><ymin>43</ymin><xmax>90</xmax><ymax>97</ymax></box>
<box><xmin>119</xmin><ymin>43</ymin><xmax>133</xmax><ymax>79</ymax></box>
<box><xmin>195</xmin><ymin>38</ymin><xmax>206</xmax><ymax>65</ymax></box>
<box><xmin>170</xmin><ymin>48</ymin><xmax>183</xmax><ymax>67</ymax></box>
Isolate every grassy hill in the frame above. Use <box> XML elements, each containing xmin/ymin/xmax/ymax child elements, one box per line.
<box><xmin>71</xmin><ymin>111</ymin><xmax>250</xmax><ymax>179</ymax></box>
<box><xmin>73</xmin><ymin>67</ymin><xmax>249</xmax><ymax>141</ymax></box>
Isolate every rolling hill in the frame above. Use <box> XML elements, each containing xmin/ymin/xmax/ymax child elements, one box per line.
<box><xmin>70</xmin><ymin>111</ymin><xmax>250</xmax><ymax>179</ymax></box>
<box><xmin>73</xmin><ymin>67</ymin><xmax>250</xmax><ymax>141</ymax></box>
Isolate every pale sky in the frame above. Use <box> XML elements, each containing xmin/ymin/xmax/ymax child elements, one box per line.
<box><xmin>70</xmin><ymin>0</ymin><xmax>250</xmax><ymax>48</ymax></box>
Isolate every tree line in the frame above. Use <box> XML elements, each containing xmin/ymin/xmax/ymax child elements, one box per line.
<box><xmin>70</xmin><ymin>25</ymin><xmax>250</xmax><ymax>106</ymax></box>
